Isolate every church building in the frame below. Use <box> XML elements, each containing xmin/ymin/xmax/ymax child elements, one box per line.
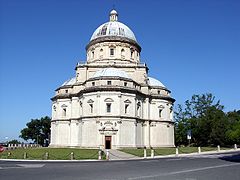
<box><xmin>50</xmin><ymin>10</ymin><xmax>175</xmax><ymax>149</ymax></box>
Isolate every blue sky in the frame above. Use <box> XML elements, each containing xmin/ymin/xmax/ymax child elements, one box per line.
<box><xmin>0</xmin><ymin>0</ymin><xmax>239</xmax><ymax>142</ymax></box>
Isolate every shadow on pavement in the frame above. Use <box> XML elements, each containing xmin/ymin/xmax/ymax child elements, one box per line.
<box><xmin>219</xmin><ymin>153</ymin><xmax>240</xmax><ymax>163</ymax></box>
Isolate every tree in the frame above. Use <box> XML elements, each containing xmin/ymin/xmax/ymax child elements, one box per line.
<box><xmin>19</xmin><ymin>116</ymin><xmax>51</xmax><ymax>146</ymax></box>
<box><xmin>194</xmin><ymin>106</ymin><xmax>228</xmax><ymax>146</ymax></box>
<box><xmin>226</xmin><ymin>110</ymin><xmax>240</xmax><ymax>144</ymax></box>
<box><xmin>174</xmin><ymin>93</ymin><xmax>225</xmax><ymax>146</ymax></box>
<box><xmin>8</xmin><ymin>139</ymin><xmax>21</xmax><ymax>144</ymax></box>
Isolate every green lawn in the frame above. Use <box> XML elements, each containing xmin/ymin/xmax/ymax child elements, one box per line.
<box><xmin>0</xmin><ymin>148</ymin><xmax>100</xmax><ymax>160</ymax></box>
<box><xmin>120</xmin><ymin>146</ymin><xmax>232</xmax><ymax>157</ymax></box>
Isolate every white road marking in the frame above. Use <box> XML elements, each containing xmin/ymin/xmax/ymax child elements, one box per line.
<box><xmin>17</xmin><ymin>164</ymin><xmax>45</xmax><ymax>168</ymax></box>
<box><xmin>140</xmin><ymin>160</ymin><xmax>158</xmax><ymax>163</ymax></box>
<box><xmin>0</xmin><ymin>164</ymin><xmax>45</xmax><ymax>170</ymax></box>
<box><xmin>128</xmin><ymin>163</ymin><xmax>240</xmax><ymax>179</ymax></box>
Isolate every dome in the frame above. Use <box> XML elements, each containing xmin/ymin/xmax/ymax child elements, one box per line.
<box><xmin>93</xmin><ymin>68</ymin><xmax>130</xmax><ymax>79</ymax></box>
<box><xmin>61</xmin><ymin>77</ymin><xmax>76</xmax><ymax>86</ymax></box>
<box><xmin>90</xmin><ymin>10</ymin><xmax>137</xmax><ymax>42</ymax></box>
<box><xmin>148</xmin><ymin>77</ymin><xmax>165</xmax><ymax>87</ymax></box>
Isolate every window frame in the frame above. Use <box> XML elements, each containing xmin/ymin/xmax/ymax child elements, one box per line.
<box><xmin>110</xmin><ymin>48</ymin><xmax>114</xmax><ymax>56</ymax></box>
<box><xmin>107</xmin><ymin>81</ymin><xmax>112</xmax><ymax>85</ymax></box>
<box><xmin>106</xmin><ymin>103</ymin><xmax>111</xmax><ymax>113</ymax></box>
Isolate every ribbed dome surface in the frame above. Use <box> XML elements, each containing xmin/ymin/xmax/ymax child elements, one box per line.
<box><xmin>90</xmin><ymin>10</ymin><xmax>137</xmax><ymax>42</ymax></box>
<box><xmin>90</xmin><ymin>21</ymin><xmax>137</xmax><ymax>41</ymax></box>
<box><xmin>93</xmin><ymin>68</ymin><xmax>130</xmax><ymax>79</ymax></box>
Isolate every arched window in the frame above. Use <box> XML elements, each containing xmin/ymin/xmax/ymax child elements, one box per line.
<box><xmin>92</xmin><ymin>51</ymin><xmax>94</xmax><ymax>59</ymax></box>
<box><xmin>104</xmin><ymin>98</ymin><xmax>113</xmax><ymax>113</ymax></box>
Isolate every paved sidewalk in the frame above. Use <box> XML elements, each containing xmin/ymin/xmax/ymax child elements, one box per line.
<box><xmin>104</xmin><ymin>149</ymin><xmax>138</xmax><ymax>160</ymax></box>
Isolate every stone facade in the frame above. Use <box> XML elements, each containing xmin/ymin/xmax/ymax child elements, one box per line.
<box><xmin>50</xmin><ymin>10</ymin><xmax>175</xmax><ymax>149</ymax></box>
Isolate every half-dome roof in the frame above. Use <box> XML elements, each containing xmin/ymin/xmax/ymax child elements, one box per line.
<box><xmin>148</xmin><ymin>77</ymin><xmax>165</xmax><ymax>87</ymax></box>
<box><xmin>90</xmin><ymin>10</ymin><xmax>137</xmax><ymax>42</ymax></box>
<box><xmin>93</xmin><ymin>68</ymin><xmax>130</xmax><ymax>79</ymax></box>
<box><xmin>61</xmin><ymin>77</ymin><xmax>76</xmax><ymax>86</ymax></box>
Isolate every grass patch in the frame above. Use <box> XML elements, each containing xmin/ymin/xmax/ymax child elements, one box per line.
<box><xmin>120</xmin><ymin>148</ymin><xmax>176</xmax><ymax>157</ymax></box>
<box><xmin>154</xmin><ymin>148</ymin><xmax>176</xmax><ymax>155</ymax></box>
<box><xmin>120</xmin><ymin>146</ymin><xmax>233</xmax><ymax>157</ymax></box>
<box><xmin>120</xmin><ymin>149</ymin><xmax>149</xmax><ymax>157</ymax></box>
<box><xmin>0</xmin><ymin>148</ymin><xmax>100</xmax><ymax>160</ymax></box>
<box><xmin>178</xmin><ymin>147</ymin><xmax>198</xmax><ymax>154</ymax></box>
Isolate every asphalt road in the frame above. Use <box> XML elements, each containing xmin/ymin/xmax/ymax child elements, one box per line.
<box><xmin>0</xmin><ymin>152</ymin><xmax>240</xmax><ymax>180</ymax></box>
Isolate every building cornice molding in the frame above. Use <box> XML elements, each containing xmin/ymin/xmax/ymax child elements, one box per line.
<box><xmin>51</xmin><ymin>86</ymin><xmax>175</xmax><ymax>102</ymax></box>
<box><xmin>51</xmin><ymin>116</ymin><xmax>174</xmax><ymax>124</ymax></box>
<box><xmin>86</xmin><ymin>36</ymin><xmax>142</xmax><ymax>52</ymax></box>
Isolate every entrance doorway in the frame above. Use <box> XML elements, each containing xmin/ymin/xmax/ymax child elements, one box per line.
<box><xmin>105</xmin><ymin>136</ymin><xmax>111</xmax><ymax>149</ymax></box>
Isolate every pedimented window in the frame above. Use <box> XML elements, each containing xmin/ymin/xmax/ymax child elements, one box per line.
<box><xmin>124</xmin><ymin>99</ymin><xmax>131</xmax><ymax>104</ymax></box>
<box><xmin>87</xmin><ymin>99</ymin><xmax>94</xmax><ymax>103</ymax></box>
<box><xmin>158</xmin><ymin>105</ymin><xmax>165</xmax><ymax>110</ymax></box>
<box><xmin>104</xmin><ymin>98</ymin><xmax>114</xmax><ymax>102</ymax></box>
<box><xmin>61</xmin><ymin>104</ymin><xmax>67</xmax><ymax>108</ymax></box>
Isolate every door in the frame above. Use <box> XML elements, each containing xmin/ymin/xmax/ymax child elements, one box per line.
<box><xmin>105</xmin><ymin>136</ymin><xmax>111</xmax><ymax>149</ymax></box>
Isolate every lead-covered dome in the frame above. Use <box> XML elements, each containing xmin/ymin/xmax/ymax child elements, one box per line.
<box><xmin>93</xmin><ymin>68</ymin><xmax>130</xmax><ymax>79</ymax></box>
<box><xmin>61</xmin><ymin>77</ymin><xmax>76</xmax><ymax>86</ymax></box>
<box><xmin>148</xmin><ymin>77</ymin><xmax>165</xmax><ymax>87</ymax></box>
<box><xmin>90</xmin><ymin>10</ymin><xmax>137</xmax><ymax>42</ymax></box>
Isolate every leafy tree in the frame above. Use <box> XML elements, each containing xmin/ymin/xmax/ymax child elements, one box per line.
<box><xmin>174</xmin><ymin>104</ymin><xmax>189</xmax><ymax>146</ymax></box>
<box><xmin>19</xmin><ymin>116</ymin><xmax>51</xmax><ymax>146</ymax></box>
<box><xmin>8</xmin><ymin>139</ymin><xmax>21</xmax><ymax>144</ymax></box>
<box><xmin>194</xmin><ymin>106</ymin><xmax>228</xmax><ymax>146</ymax></box>
<box><xmin>226</xmin><ymin>110</ymin><xmax>240</xmax><ymax>144</ymax></box>
<box><xmin>174</xmin><ymin>93</ymin><xmax>225</xmax><ymax>146</ymax></box>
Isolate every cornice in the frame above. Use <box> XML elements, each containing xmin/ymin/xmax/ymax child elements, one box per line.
<box><xmin>51</xmin><ymin>85</ymin><xmax>175</xmax><ymax>103</ymax></box>
<box><xmin>86</xmin><ymin>36</ymin><xmax>141</xmax><ymax>52</ymax></box>
<box><xmin>51</xmin><ymin>116</ymin><xmax>174</xmax><ymax>124</ymax></box>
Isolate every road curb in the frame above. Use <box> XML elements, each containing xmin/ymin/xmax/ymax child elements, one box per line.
<box><xmin>0</xmin><ymin>149</ymin><xmax>239</xmax><ymax>162</ymax></box>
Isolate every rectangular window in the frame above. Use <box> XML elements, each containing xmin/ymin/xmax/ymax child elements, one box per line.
<box><xmin>62</xmin><ymin>108</ymin><xmax>66</xmax><ymax>117</ymax></box>
<box><xmin>125</xmin><ymin>104</ymin><xmax>129</xmax><ymax>114</ymax></box>
<box><xmin>106</xmin><ymin>103</ymin><xmax>111</xmax><ymax>113</ymax></box>
<box><xmin>92</xmin><ymin>82</ymin><xmax>95</xmax><ymax>86</ymax></box>
<box><xmin>90</xmin><ymin>104</ymin><xmax>93</xmax><ymax>113</ymax></box>
<box><xmin>159</xmin><ymin>109</ymin><xmax>162</xmax><ymax>118</ymax></box>
<box><xmin>124</xmin><ymin>82</ymin><xmax>127</xmax><ymax>86</ymax></box>
<box><xmin>110</xmin><ymin>48</ymin><xmax>114</xmax><ymax>56</ymax></box>
<box><xmin>107</xmin><ymin>81</ymin><xmax>112</xmax><ymax>85</ymax></box>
